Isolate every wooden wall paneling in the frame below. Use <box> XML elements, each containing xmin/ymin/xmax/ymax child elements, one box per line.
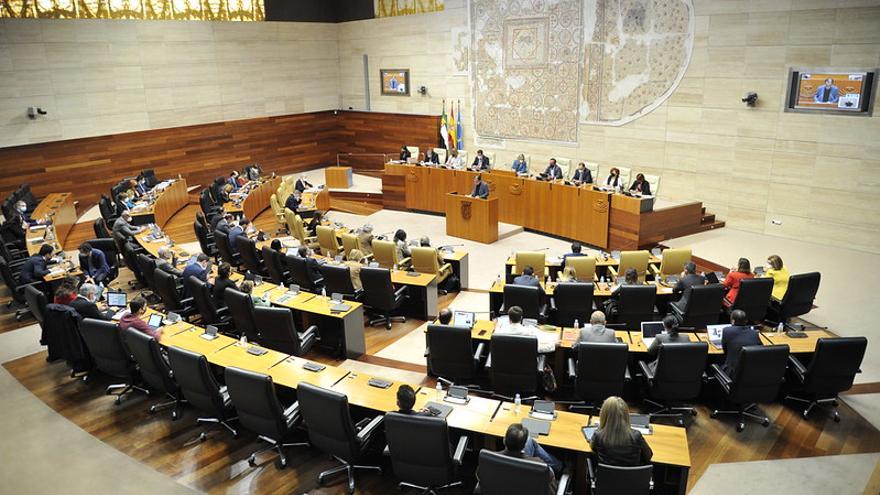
<box><xmin>639</xmin><ymin>202</ymin><xmax>704</xmax><ymax>248</ymax></box>
<box><xmin>381</xmin><ymin>174</ymin><xmax>406</xmax><ymax>210</ymax></box>
<box><xmin>333</xmin><ymin>111</ymin><xmax>441</xmax><ymax>174</ymax></box>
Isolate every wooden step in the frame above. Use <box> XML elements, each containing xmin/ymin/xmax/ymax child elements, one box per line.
<box><xmin>701</xmin><ymin>213</ymin><xmax>715</xmax><ymax>223</ymax></box>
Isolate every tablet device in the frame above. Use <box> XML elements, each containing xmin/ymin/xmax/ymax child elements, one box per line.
<box><xmin>147</xmin><ymin>313</ymin><xmax>164</xmax><ymax>328</ymax></box>
<box><xmin>582</xmin><ymin>425</ymin><xmax>599</xmax><ymax>441</ymax></box>
<box><xmin>452</xmin><ymin>310</ymin><xmax>475</xmax><ymax>328</ymax></box>
<box><xmin>106</xmin><ymin>292</ymin><xmax>127</xmax><ymax>308</ymax></box>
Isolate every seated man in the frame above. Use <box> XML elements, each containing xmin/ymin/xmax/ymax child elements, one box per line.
<box><xmin>79</xmin><ymin>242</ymin><xmax>111</xmax><ymax>285</ymax></box>
<box><xmin>295</xmin><ymin>174</ymin><xmax>313</xmax><ymax>193</ymax></box>
<box><xmin>112</xmin><ymin>211</ymin><xmax>144</xmax><ymax>237</ymax></box>
<box><xmin>424</xmin><ymin>147</ymin><xmax>440</xmax><ymax>164</ymax></box>
<box><xmin>721</xmin><ymin>309</ymin><xmax>760</xmax><ymax>375</ymax></box>
<box><xmin>437</xmin><ymin>308</ymin><xmax>453</xmax><ymax>325</ymax></box>
<box><xmin>672</xmin><ymin>261</ymin><xmax>706</xmax><ymax>312</ymax></box>
<box><xmin>156</xmin><ymin>247</ymin><xmax>182</xmax><ymax>277</ymax></box>
<box><xmin>118</xmin><ymin>297</ymin><xmax>162</xmax><ymax>340</ymax></box>
<box><xmin>294</xmin><ymin>246</ymin><xmax>324</xmax><ymax>285</ymax></box>
<box><xmin>646</xmin><ymin>315</ymin><xmax>690</xmax><ymax>371</ymax></box>
<box><xmin>562</xmin><ymin>242</ymin><xmax>585</xmax><ymax>266</ymax></box>
<box><xmin>498</xmin><ymin>423</ymin><xmax>562</xmax><ymax>487</ymax></box>
<box><xmin>396</xmin><ymin>384</ymin><xmax>430</xmax><ymax>416</ymax></box>
<box><xmin>20</xmin><ymin>244</ymin><xmax>54</xmax><ymax>284</ymax></box>
<box><xmin>227</xmin><ymin>219</ymin><xmax>247</xmax><ymax>255</ymax></box>
<box><xmin>181</xmin><ymin>254</ymin><xmax>211</xmax><ymax>297</ymax></box>
<box><xmin>513</xmin><ymin>266</ymin><xmax>541</xmax><ymax>288</ymax></box>
<box><xmin>284</xmin><ymin>190</ymin><xmax>302</xmax><ymax>212</ymax></box>
<box><xmin>543</xmin><ymin>159</ymin><xmax>563</xmax><ymax>180</ymax></box>
<box><xmin>471</xmin><ymin>149</ymin><xmax>491</xmax><ymax>170</ymax></box>
<box><xmin>495</xmin><ymin>306</ymin><xmax>557</xmax><ymax>353</ymax></box>
<box><xmin>358</xmin><ymin>224</ymin><xmax>374</xmax><ymax>256</ymax></box>
<box><xmin>69</xmin><ymin>282</ymin><xmax>111</xmax><ymax>321</ymax></box>
<box><xmin>574</xmin><ymin>310</ymin><xmax>616</xmax><ymax>346</ymax></box>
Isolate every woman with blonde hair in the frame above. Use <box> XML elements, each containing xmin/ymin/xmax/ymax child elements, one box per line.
<box><xmin>345</xmin><ymin>249</ymin><xmax>365</xmax><ymax>290</ymax></box>
<box><xmin>558</xmin><ymin>266</ymin><xmax>577</xmax><ymax>282</ymax></box>
<box><xmin>589</xmin><ymin>396</ymin><xmax>653</xmax><ymax>466</ymax></box>
<box><xmin>765</xmin><ymin>254</ymin><xmax>790</xmax><ymax>301</ymax></box>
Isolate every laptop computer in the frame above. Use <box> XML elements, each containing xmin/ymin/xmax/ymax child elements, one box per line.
<box><xmin>147</xmin><ymin>313</ymin><xmax>164</xmax><ymax>329</ymax></box>
<box><xmin>706</xmin><ymin>324</ymin><xmax>725</xmax><ymax>347</ymax></box>
<box><xmin>106</xmin><ymin>292</ymin><xmax>127</xmax><ymax>308</ymax></box>
<box><xmin>705</xmin><ymin>271</ymin><xmax>725</xmax><ymax>284</ymax></box>
<box><xmin>452</xmin><ymin>310</ymin><xmax>475</xmax><ymax>328</ymax></box>
<box><xmin>640</xmin><ymin>321</ymin><xmax>665</xmax><ymax>348</ymax></box>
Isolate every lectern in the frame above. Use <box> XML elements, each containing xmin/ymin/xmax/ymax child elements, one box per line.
<box><xmin>445</xmin><ymin>193</ymin><xmax>498</xmax><ymax>244</ymax></box>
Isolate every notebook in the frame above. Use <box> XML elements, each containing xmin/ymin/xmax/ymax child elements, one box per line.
<box><xmin>423</xmin><ymin>401</ymin><xmax>453</xmax><ymax>419</ymax></box>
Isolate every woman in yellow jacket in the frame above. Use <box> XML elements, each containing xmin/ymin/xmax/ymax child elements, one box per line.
<box><xmin>765</xmin><ymin>254</ymin><xmax>790</xmax><ymax>300</ymax></box>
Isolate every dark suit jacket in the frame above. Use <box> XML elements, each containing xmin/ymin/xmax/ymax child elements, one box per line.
<box><xmin>544</xmin><ymin>164</ymin><xmax>563</xmax><ymax>179</ymax></box>
<box><xmin>630</xmin><ymin>180</ymin><xmax>651</xmax><ymax>195</ymax></box>
<box><xmin>589</xmin><ymin>429</ymin><xmax>653</xmax><ymax>467</ymax></box>
<box><xmin>181</xmin><ymin>263</ymin><xmax>208</xmax><ymax>298</ymax></box>
<box><xmin>512</xmin><ymin>274</ymin><xmax>541</xmax><ymax>288</ymax></box>
<box><xmin>721</xmin><ymin>325</ymin><xmax>761</xmax><ymax>374</ymax></box>
<box><xmin>83</xmin><ymin>248</ymin><xmax>111</xmax><ymax>281</ymax></box>
<box><xmin>295</xmin><ymin>178</ymin><xmax>312</xmax><ymax>193</ymax></box>
<box><xmin>20</xmin><ymin>255</ymin><xmax>50</xmax><ymax>283</ymax></box>
<box><xmin>4</xmin><ymin>214</ymin><xmax>26</xmax><ymax>241</ymax></box>
<box><xmin>471</xmin><ymin>181</ymin><xmax>489</xmax><ymax>199</ymax></box>
<box><xmin>156</xmin><ymin>260</ymin><xmax>182</xmax><ymax>277</ymax></box>
<box><xmin>284</xmin><ymin>194</ymin><xmax>301</xmax><ymax>212</ymax></box>
<box><xmin>227</xmin><ymin>226</ymin><xmax>244</xmax><ymax>254</ymax></box>
<box><xmin>425</xmin><ymin>151</ymin><xmax>439</xmax><ymax>164</ymax></box>
<box><xmin>572</xmin><ymin>168</ymin><xmax>593</xmax><ymax>183</ymax></box>
<box><xmin>647</xmin><ymin>332</ymin><xmax>691</xmax><ymax>358</ymax></box>
<box><xmin>399</xmin><ymin>150</ymin><xmax>411</xmax><ymax>161</ymax></box>
<box><xmin>304</xmin><ymin>256</ymin><xmax>323</xmax><ymax>282</ymax></box>
<box><xmin>211</xmin><ymin>277</ymin><xmax>238</xmax><ymax>306</ymax></box>
<box><xmin>214</xmin><ymin>219</ymin><xmax>230</xmax><ymax>235</ymax></box>
<box><xmin>69</xmin><ymin>296</ymin><xmax>110</xmax><ymax>321</ymax></box>
<box><xmin>673</xmin><ymin>273</ymin><xmax>706</xmax><ymax>309</ymax></box>
<box><xmin>472</xmin><ymin>155</ymin><xmax>490</xmax><ymax>170</ymax></box>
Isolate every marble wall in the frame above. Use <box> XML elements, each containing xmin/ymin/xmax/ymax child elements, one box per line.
<box><xmin>338</xmin><ymin>0</ymin><xmax>880</xmax><ymax>253</ymax></box>
<box><xmin>0</xmin><ymin>18</ymin><xmax>340</xmax><ymax>148</ymax></box>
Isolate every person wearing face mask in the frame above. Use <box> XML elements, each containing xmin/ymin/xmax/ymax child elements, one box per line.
<box><xmin>2</xmin><ymin>200</ymin><xmax>31</xmax><ymax>248</ymax></box>
<box><xmin>606</xmin><ymin>167</ymin><xmax>622</xmax><ymax>188</ymax></box>
<box><xmin>69</xmin><ymin>283</ymin><xmax>112</xmax><ymax>320</ymax></box>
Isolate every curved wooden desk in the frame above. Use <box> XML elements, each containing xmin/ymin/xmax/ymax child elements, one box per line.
<box><xmin>224</xmin><ymin>177</ymin><xmax>281</xmax><ymax>221</ymax></box>
<box><xmin>26</xmin><ymin>192</ymin><xmax>76</xmax><ymax>255</ymax></box>
<box><xmin>130</xmin><ymin>179</ymin><xmax>189</xmax><ymax>228</ymax></box>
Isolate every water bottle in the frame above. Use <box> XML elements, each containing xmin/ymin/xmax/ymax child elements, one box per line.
<box><xmin>239</xmin><ymin>335</ymin><xmax>247</xmax><ymax>346</ymax></box>
<box><xmin>600</xmin><ymin>275</ymin><xmax>606</xmax><ymax>284</ymax></box>
<box><xmin>573</xmin><ymin>319</ymin><xmax>580</xmax><ymax>329</ymax></box>
<box><xmin>436</xmin><ymin>381</ymin><xmax>443</xmax><ymax>397</ymax></box>
<box><xmin>776</xmin><ymin>322</ymin><xmax>783</xmax><ymax>333</ymax></box>
<box><xmin>496</xmin><ymin>274</ymin><xmax>502</xmax><ymax>287</ymax></box>
<box><xmin>280</xmin><ymin>282</ymin><xmax>285</xmax><ymax>291</ymax></box>
<box><xmin>514</xmin><ymin>393</ymin><xmax>521</xmax><ymax>413</ymax></box>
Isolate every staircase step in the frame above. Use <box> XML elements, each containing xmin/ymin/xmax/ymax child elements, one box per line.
<box><xmin>701</xmin><ymin>213</ymin><xmax>715</xmax><ymax>223</ymax></box>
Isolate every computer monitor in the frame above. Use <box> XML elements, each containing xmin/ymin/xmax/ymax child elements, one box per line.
<box><xmin>452</xmin><ymin>310</ymin><xmax>475</xmax><ymax>328</ymax></box>
<box><xmin>106</xmin><ymin>292</ymin><xmax>127</xmax><ymax>308</ymax></box>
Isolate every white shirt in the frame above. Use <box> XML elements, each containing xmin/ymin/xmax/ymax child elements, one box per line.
<box><xmin>447</xmin><ymin>156</ymin><xmax>464</xmax><ymax>169</ymax></box>
<box><xmin>495</xmin><ymin>321</ymin><xmax>558</xmax><ymax>353</ymax></box>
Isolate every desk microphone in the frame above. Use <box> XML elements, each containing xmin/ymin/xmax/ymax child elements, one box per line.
<box><xmin>440</xmin><ymin>244</ymin><xmax>464</xmax><ymax>250</ymax></box>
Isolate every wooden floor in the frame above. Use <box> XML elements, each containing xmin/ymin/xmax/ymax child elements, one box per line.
<box><xmin>2</xmin><ymin>202</ymin><xmax>880</xmax><ymax>494</ymax></box>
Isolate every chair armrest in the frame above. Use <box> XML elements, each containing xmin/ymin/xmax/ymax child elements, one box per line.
<box><xmin>298</xmin><ymin>325</ymin><xmax>319</xmax><ymax>354</ymax></box>
<box><xmin>282</xmin><ymin>401</ymin><xmax>300</xmax><ymax>422</ymax></box>
<box><xmin>638</xmin><ymin>360</ymin><xmax>654</xmax><ymax>382</ymax></box>
<box><xmin>313</xmin><ymin>276</ymin><xmax>324</xmax><ymax>285</ymax></box>
<box><xmin>484</xmin><ymin>353</ymin><xmax>492</xmax><ymax>369</ymax></box>
<box><xmin>356</xmin><ymin>415</ymin><xmax>384</xmax><ymax>444</ymax></box>
<box><xmin>649</xmin><ymin>264</ymin><xmax>660</xmax><ymax>275</ymax></box>
<box><xmin>567</xmin><ymin>357</ymin><xmax>576</xmax><ymax>379</ymax></box>
<box><xmin>537</xmin><ymin>354</ymin><xmax>546</xmax><ymax>372</ymax></box>
<box><xmin>670</xmin><ymin>303</ymin><xmax>683</xmax><ymax>317</ymax></box>
<box><xmin>549</xmin><ymin>297</ymin><xmax>556</xmax><ymax>311</ymax></box>
<box><xmin>424</xmin><ymin>346</ymin><xmax>430</xmax><ymax>358</ymax></box>
<box><xmin>180</xmin><ymin>297</ymin><xmax>194</xmax><ymax>306</ymax></box>
<box><xmin>608</xmin><ymin>266</ymin><xmax>619</xmax><ymax>278</ymax></box>
<box><xmin>393</xmin><ymin>285</ymin><xmax>409</xmax><ymax>298</ymax></box>
<box><xmin>586</xmin><ymin>457</ymin><xmax>596</xmax><ymax>485</ymax></box>
<box><xmin>396</xmin><ymin>257</ymin><xmax>411</xmax><ymax>269</ymax></box>
<box><xmin>710</xmin><ymin>363</ymin><xmax>732</xmax><ymax>387</ymax></box>
<box><xmin>473</xmin><ymin>342</ymin><xmax>485</xmax><ymax>362</ymax></box>
<box><xmin>556</xmin><ymin>472</ymin><xmax>572</xmax><ymax>495</ymax></box>
<box><xmin>788</xmin><ymin>354</ymin><xmax>807</xmax><ymax>381</ymax></box>
<box><xmin>452</xmin><ymin>435</ymin><xmax>469</xmax><ymax>466</ymax></box>
<box><xmin>382</xmin><ymin>444</ymin><xmax>390</xmax><ymax>456</ymax></box>
<box><xmin>216</xmin><ymin>306</ymin><xmax>229</xmax><ymax>315</ymax></box>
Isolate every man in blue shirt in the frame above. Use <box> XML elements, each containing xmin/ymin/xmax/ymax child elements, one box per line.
<box><xmin>79</xmin><ymin>242</ymin><xmax>111</xmax><ymax>284</ymax></box>
<box><xmin>499</xmin><ymin>423</ymin><xmax>562</xmax><ymax>490</ymax></box>
<box><xmin>562</xmin><ymin>242</ymin><xmax>585</xmax><ymax>266</ymax></box>
<box><xmin>721</xmin><ymin>309</ymin><xmax>761</xmax><ymax>375</ymax></box>
<box><xmin>513</xmin><ymin>266</ymin><xmax>541</xmax><ymax>287</ymax></box>
<box><xmin>227</xmin><ymin>218</ymin><xmax>249</xmax><ymax>254</ymax></box>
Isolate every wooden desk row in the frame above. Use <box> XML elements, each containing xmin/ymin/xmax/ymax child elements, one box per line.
<box><xmin>224</xmin><ymin>177</ymin><xmax>282</xmax><ymax>221</ymax></box>
<box><xmin>24</xmin><ymin>192</ymin><xmax>81</xmax><ymax>282</ymax></box>
<box><xmin>130</xmin><ymin>179</ymin><xmax>189</xmax><ymax>228</ymax></box>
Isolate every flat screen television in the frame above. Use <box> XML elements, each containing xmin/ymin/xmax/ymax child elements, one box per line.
<box><xmin>785</xmin><ymin>68</ymin><xmax>877</xmax><ymax>116</ymax></box>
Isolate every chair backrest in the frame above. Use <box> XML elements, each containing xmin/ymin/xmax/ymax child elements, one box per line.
<box><xmin>617</xmin><ymin>251</ymin><xmax>650</xmax><ymax>282</ymax></box>
<box><xmin>514</xmin><ymin>251</ymin><xmax>545</xmax><ymax>277</ymax></box>
<box><xmin>567</xmin><ymin>256</ymin><xmax>596</xmax><ymax>281</ymax></box>
<box><xmin>411</xmin><ymin>246</ymin><xmax>441</xmax><ymax>274</ymax></box>
<box><xmin>728</xmin><ymin>345</ymin><xmax>789</xmax><ymax>405</ymax></box>
<box><xmin>93</xmin><ymin>218</ymin><xmax>111</xmax><ymax>238</ymax></box>
<box><xmin>79</xmin><ymin>317</ymin><xmax>132</xmax><ymax>379</ymax></box>
<box><xmin>135</xmin><ymin>253</ymin><xmax>157</xmax><ymax>290</ymax></box>
<box><xmin>214</xmin><ymin>231</ymin><xmax>237</xmax><ymax>266</ymax></box>
<box><xmin>194</xmin><ymin>221</ymin><xmax>214</xmax><ymax>256</ymax></box>
<box><xmin>224</xmin><ymin>367</ymin><xmax>289</xmax><ymax>440</ymax></box>
<box><xmin>154</xmin><ymin>268</ymin><xmax>185</xmax><ymax>311</ymax></box>
<box><xmin>594</xmin><ymin>463</ymin><xmax>653</xmax><ymax>495</ymax></box>
<box><xmin>574</xmin><ymin>342</ymin><xmax>629</xmax><ymax>403</ymax></box>
<box><xmin>320</xmin><ymin>263</ymin><xmax>357</xmax><ymax>297</ymax></box>
<box><xmin>616</xmin><ymin>166</ymin><xmax>632</xmax><ymax>185</ymax></box>
<box><xmin>803</xmin><ymin>337</ymin><xmax>867</xmax><ymax>395</ymax></box>
<box><xmin>236</xmin><ymin>236</ymin><xmax>263</xmax><ymax>275</ymax></box>
<box><xmin>406</xmin><ymin>146</ymin><xmax>420</xmax><ymax>159</ymax></box>
<box><xmin>553</xmin><ymin>282</ymin><xmax>594</xmax><ymax>327</ymax></box>
<box><xmin>253</xmin><ymin>306</ymin><xmax>305</xmax><ymax>356</ymax></box>
<box><xmin>99</xmin><ymin>196</ymin><xmax>116</xmax><ymax>221</ymax></box>
<box><xmin>224</xmin><ymin>288</ymin><xmax>259</xmax><ymax>342</ymax></box>
<box><xmin>123</xmin><ymin>327</ymin><xmax>176</xmax><ymax>395</ymax></box>
<box><xmin>555</xmin><ymin>157</ymin><xmax>572</xmax><ymax>178</ymax></box>
<box><xmin>316</xmin><ymin>225</ymin><xmax>340</xmax><ymax>257</ymax></box>
<box><xmin>490</xmin><ymin>334</ymin><xmax>538</xmax><ymax>396</ymax></box>
<box><xmin>186</xmin><ymin>275</ymin><xmax>224</xmax><ymax>325</ymax></box>
<box><xmin>372</xmin><ymin>239</ymin><xmax>398</xmax><ymax>269</ymax></box>
<box><xmin>297</xmin><ymin>382</ymin><xmax>361</xmax><ymax>462</ymax></box>
<box><xmin>779</xmin><ymin>272</ymin><xmax>821</xmax><ymax>320</ymax></box>
<box><xmin>341</xmin><ymin>233</ymin><xmax>360</xmax><ymax>259</ymax></box>
<box><xmin>0</xmin><ymin>257</ymin><xmax>24</xmax><ymax>301</ymax></box>
<box><xmin>643</xmin><ymin>174</ymin><xmax>660</xmax><ymax>196</ymax></box>
<box><xmin>503</xmin><ymin>284</ymin><xmax>543</xmax><ymax>321</ymax></box>
<box><xmin>583</xmin><ymin>161</ymin><xmax>599</xmax><ymax>178</ymax></box>
<box><xmin>284</xmin><ymin>255</ymin><xmax>320</xmax><ymax>292</ymax></box>
<box><xmin>359</xmin><ymin>266</ymin><xmax>396</xmax><ymax>310</ymax></box>
<box><xmin>426</xmin><ymin>324</ymin><xmax>476</xmax><ymax>381</ymax></box>
<box><xmin>657</xmin><ymin>248</ymin><xmax>691</xmax><ymax>276</ymax></box>
<box><xmin>261</xmin><ymin>246</ymin><xmax>288</xmax><ymax>285</ymax></box>
<box><xmin>284</xmin><ymin>209</ymin><xmax>298</xmax><ymax>239</ymax></box>
<box><xmin>123</xmin><ymin>242</ymin><xmax>147</xmax><ymax>285</ymax></box>
<box><xmin>680</xmin><ymin>284</ymin><xmax>725</xmax><ymax>329</ymax></box>
<box><xmin>88</xmin><ymin>238</ymin><xmax>119</xmax><ymax>269</ymax></box>
<box><xmin>731</xmin><ymin>277</ymin><xmax>774</xmax><ymax>322</ymax></box>
<box><xmin>269</xmin><ymin>193</ymin><xmax>283</xmax><ymax>217</ymax></box>
<box><xmin>477</xmin><ymin>450</ymin><xmax>553</xmax><ymax>495</ymax></box>
<box><xmin>24</xmin><ymin>285</ymin><xmax>48</xmax><ymax>325</ymax></box>
<box><xmin>385</xmin><ymin>412</ymin><xmax>455</xmax><ymax>488</ymax></box>
<box><xmin>651</xmin><ymin>342</ymin><xmax>708</xmax><ymax>401</ymax></box>
<box><xmin>433</xmin><ymin>147</ymin><xmax>447</xmax><ymax>163</ymax></box>
<box><xmin>166</xmin><ymin>345</ymin><xmax>230</xmax><ymax>418</ymax></box>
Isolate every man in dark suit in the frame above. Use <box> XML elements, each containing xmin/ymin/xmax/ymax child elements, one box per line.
<box><xmin>20</xmin><ymin>244</ymin><xmax>54</xmax><ymax>284</ymax></box>
<box><xmin>471</xmin><ymin>149</ymin><xmax>490</xmax><ymax>170</ymax></box>
<box><xmin>470</xmin><ymin>174</ymin><xmax>489</xmax><ymax>199</ymax></box>
<box><xmin>721</xmin><ymin>309</ymin><xmax>761</xmax><ymax>374</ymax></box>
<box><xmin>182</xmin><ymin>254</ymin><xmax>211</xmax><ymax>297</ymax></box>
<box><xmin>69</xmin><ymin>283</ymin><xmax>111</xmax><ymax>320</ymax></box>
<box><xmin>543</xmin><ymin>159</ymin><xmax>563</xmax><ymax>180</ymax></box>
<box><xmin>497</xmin><ymin>424</ymin><xmax>560</xmax><ymax>489</ymax></box>
<box><xmin>284</xmin><ymin>190</ymin><xmax>301</xmax><ymax>212</ymax></box>
<box><xmin>562</xmin><ymin>242</ymin><xmax>585</xmax><ymax>266</ymax></box>
<box><xmin>227</xmin><ymin>219</ymin><xmax>248</xmax><ymax>255</ymax></box>
<box><xmin>2</xmin><ymin>203</ymin><xmax>28</xmax><ymax>248</ymax></box>
<box><xmin>294</xmin><ymin>246</ymin><xmax>324</xmax><ymax>285</ymax></box>
<box><xmin>295</xmin><ymin>175</ymin><xmax>313</xmax><ymax>193</ymax></box>
<box><xmin>213</xmin><ymin>213</ymin><xmax>233</xmax><ymax>235</ymax></box>
<box><xmin>156</xmin><ymin>247</ymin><xmax>182</xmax><ymax>277</ymax></box>
<box><xmin>572</xmin><ymin>163</ymin><xmax>593</xmax><ymax>185</ymax></box>
<box><xmin>424</xmin><ymin>147</ymin><xmax>440</xmax><ymax>164</ymax></box>
<box><xmin>671</xmin><ymin>261</ymin><xmax>706</xmax><ymax>312</ymax></box>
<box><xmin>513</xmin><ymin>265</ymin><xmax>541</xmax><ymax>287</ymax></box>
<box><xmin>79</xmin><ymin>242</ymin><xmax>112</xmax><ymax>284</ymax></box>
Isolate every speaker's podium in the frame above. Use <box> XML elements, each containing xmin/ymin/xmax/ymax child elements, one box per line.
<box><xmin>445</xmin><ymin>193</ymin><xmax>499</xmax><ymax>244</ymax></box>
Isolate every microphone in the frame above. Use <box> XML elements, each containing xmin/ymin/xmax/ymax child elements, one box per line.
<box><xmin>439</xmin><ymin>244</ymin><xmax>464</xmax><ymax>250</ymax></box>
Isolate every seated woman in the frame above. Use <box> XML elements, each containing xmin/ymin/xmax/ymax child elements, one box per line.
<box><xmin>765</xmin><ymin>254</ymin><xmax>790</xmax><ymax>301</ymax></box>
<box><xmin>629</xmin><ymin>173</ymin><xmax>651</xmax><ymax>195</ymax></box>
<box><xmin>557</xmin><ymin>266</ymin><xmax>577</xmax><ymax>282</ymax></box>
<box><xmin>394</xmin><ymin>229</ymin><xmax>411</xmax><ymax>260</ymax></box>
<box><xmin>306</xmin><ymin>211</ymin><xmax>324</xmax><ymax>236</ymax></box>
<box><xmin>605</xmin><ymin>167</ymin><xmax>623</xmax><ymax>189</ymax></box>
<box><xmin>240</xmin><ymin>280</ymin><xmax>269</xmax><ymax>307</ymax></box>
<box><xmin>604</xmin><ymin>267</ymin><xmax>640</xmax><ymax>315</ymax></box>
<box><xmin>511</xmin><ymin>154</ymin><xmax>528</xmax><ymax>175</ymax></box>
<box><xmin>399</xmin><ymin>145</ymin><xmax>411</xmax><ymax>161</ymax></box>
<box><xmin>446</xmin><ymin>149</ymin><xmax>464</xmax><ymax>169</ymax></box>
<box><xmin>210</xmin><ymin>262</ymin><xmax>239</xmax><ymax>306</ymax></box>
<box><xmin>344</xmin><ymin>249</ymin><xmax>365</xmax><ymax>290</ymax></box>
<box><xmin>589</xmin><ymin>396</ymin><xmax>653</xmax><ymax>466</ymax></box>
<box><xmin>723</xmin><ymin>257</ymin><xmax>754</xmax><ymax>307</ymax></box>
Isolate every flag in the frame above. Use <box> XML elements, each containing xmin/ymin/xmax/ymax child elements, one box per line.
<box><xmin>440</xmin><ymin>99</ymin><xmax>450</xmax><ymax>149</ymax></box>
<box><xmin>448</xmin><ymin>101</ymin><xmax>457</xmax><ymax>150</ymax></box>
<box><xmin>456</xmin><ymin>100</ymin><xmax>463</xmax><ymax>151</ymax></box>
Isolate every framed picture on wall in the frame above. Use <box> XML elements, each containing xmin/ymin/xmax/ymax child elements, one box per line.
<box><xmin>380</xmin><ymin>69</ymin><xmax>410</xmax><ymax>96</ymax></box>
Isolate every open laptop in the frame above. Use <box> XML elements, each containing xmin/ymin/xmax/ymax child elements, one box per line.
<box><xmin>106</xmin><ymin>291</ymin><xmax>127</xmax><ymax>309</ymax></box>
<box><xmin>452</xmin><ymin>310</ymin><xmax>475</xmax><ymax>328</ymax></box>
<box><xmin>640</xmin><ymin>321</ymin><xmax>665</xmax><ymax>348</ymax></box>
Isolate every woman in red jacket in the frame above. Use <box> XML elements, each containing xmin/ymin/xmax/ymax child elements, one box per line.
<box><xmin>722</xmin><ymin>258</ymin><xmax>754</xmax><ymax>307</ymax></box>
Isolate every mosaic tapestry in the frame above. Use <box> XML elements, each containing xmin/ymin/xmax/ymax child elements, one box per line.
<box><xmin>470</xmin><ymin>0</ymin><xmax>693</xmax><ymax>142</ymax></box>
<box><xmin>0</xmin><ymin>0</ymin><xmax>265</xmax><ymax>21</ymax></box>
<box><xmin>375</xmin><ymin>0</ymin><xmax>444</xmax><ymax>18</ymax></box>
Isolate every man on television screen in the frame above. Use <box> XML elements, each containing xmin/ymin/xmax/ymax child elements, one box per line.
<box><xmin>813</xmin><ymin>78</ymin><xmax>839</xmax><ymax>104</ymax></box>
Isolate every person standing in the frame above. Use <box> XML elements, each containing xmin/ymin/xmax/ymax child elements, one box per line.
<box><xmin>470</xmin><ymin>174</ymin><xmax>489</xmax><ymax>199</ymax></box>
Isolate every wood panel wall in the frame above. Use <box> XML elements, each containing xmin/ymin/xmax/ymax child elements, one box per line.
<box><xmin>0</xmin><ymin>110</ymin><xmax>439</xmax><ymax>212</ymax></box>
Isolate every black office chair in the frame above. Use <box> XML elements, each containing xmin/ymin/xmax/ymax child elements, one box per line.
<box><xmin>784</xmin><ymin>337</ymin><xmax>867</xmax><ymax>421</ymax></box>
<box><xmin>166</xmin><ymin>346</ymin><xmax>238</xmax><ymax>439</ymax></box>
<box><xmin>93</xmin><ymin>218</ymin><xmax>111</xmax><ymax>238</ymax></box>
<box><xmin>476</xmin><ymin>449</ymin><xmax>570</xmax><ymax>495</ymax></box>
<box><xmin>141</xmin><ymin>169</ymin><xmax>158</xmax><ymax>187</ymax></box>
<box><xmin>122</xmin><ymin>241</ymin><xmax>151</xmax><ymax>290</ymax></box>
<box><xmin>99</xmin><ymin>195</ymin><xmax>117</xmax><ymax>224</ymax></box>
<box><xmin>236</xmin><ymin>235</ymin><xmax>266</xmax><ymax>276</ymax></box>
<box><xmin>611</xmin><ymin>285</ymin><xmax>656</xmax><ymax>329</ymax></box>
<box><xmin>79</xmin><ymin>238</ymin><xmax>120</xmax><ymax>283</ymax></box>
<box><xmin>566</xmin><ymin>342</ymin><xmax>629</xmax><ymax>412</ymax></box>
<box><xmin>670</xmin><ymin>283</ymin><xmax>725</xmax><ymax>329</ymax></box>
<box><xmin>501</xmin><ymin>284</ymin><xmax>548</xmax><ymax>323</ymax></box>
<box><xmin>486</xmin><ymin>334</ymin><xmax>543</xmax><ymax>401</ymax></box>
<box><xmin>359</xmin><ymin>266</ymin><xmax>408</xmax><ymax>329</ymax></box>
<box><xmin>587</xmin><ymin>459</ymin><xmax>652</xmax><ymax>495</ymax></box>
<box><xmin>384</xmin><ymin>412</ymin><xmax>468</xmax><ymax>493</ymax></box>
<box><xmin>43</xmin><ymin>302</ymin><xmax>90</xmax><ymax>371</ymax></box>
<box><xmin>225</xmin><ymin>367</ymin><xmax>309</xmax><ymax>468</ymax></box>
<box><xmin>0</xmin><ymin>256</ymin><xmax>39</xmax><ymax>321</ymax></box>
<box><xmin>710</xmin><ymin>344</ymin><xmax>789</xmax><ymax>432</ymax></box>
<box><xmin>284</xmin><ymin>255</ymin><xmax>323</xmax><ymax>293</ymax></box>
<box><xmin>153</xmin><ymin>268</ymin><xmax>197</xmax><ymax>319</ymax></box>
<box><xmin>730</xmin><ymin>277</ymin><xmax>773</xmax><ymax>323</ymax></box>
<box><xmin>124</xmin><ymin>327</ymin><xmax>184</xmax><ymax>419</ymax></box>
<box><xmin>638</xmin><ymin>342</ymin><xmax>708</xmax><ymax>424</ymax></box>
<box><xmin>426</xmin><ymin>324</ymin><xmax>484</xmax><ymax>385</ymax></box>
<box><xmin>767</xmin><ymin>272</ymin><xmax>821</xmax><ymax>330</ymax></box>
<box><xmin>297</xmin><ymin>382</ymin><xmax>384</xmax><ymax>493</ymax></box>
<box><xmin>320</xmin><ymin>263</ymin><xmax>363</xmax><ymax>301</ymax></box>
<box><xmin>193</xmin><ymin>220</ymin><xmax>219</xmax><ymax>260</ymax></box>
<box><xmin>214</xmin><ymin>230</ymin><xmax>241</xmax><ymax>268</ymax></box>
<box><xmin>24</xmin><ymin>284</ymin><xmax>48</xmax><ymax>335</ymax></box>
<box><xmin>261</xmin><ymin>246</ymin><xmax>290</xmax><ymax>285</ymax></box>
<box><xmin>79</xmin><ymin>318</ymin><xmax>146</xmax><ymax>404</ymax></box>
<box><xmin>185</xmin><ymin>275</ymin><xmax>231</xmax><ymax>329</ymax></box>
<box><xmin>253</xmin><ymin>306</ymin><xmax>318</xmax><ymax>356</ymax></box>
<box><xmin>552</xmin><ymin>282</ymin><xmax>594</xmax><ymax>327</ymax></box>
<box><xmin>225</xmin><ymin>287</ymin><xmax>259</xmax><ymax>342</ymax></box>
<box><xmin>136</xmin><ymin>253</ymin><xmax>159</xmax><ymax>292</ymax></box>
